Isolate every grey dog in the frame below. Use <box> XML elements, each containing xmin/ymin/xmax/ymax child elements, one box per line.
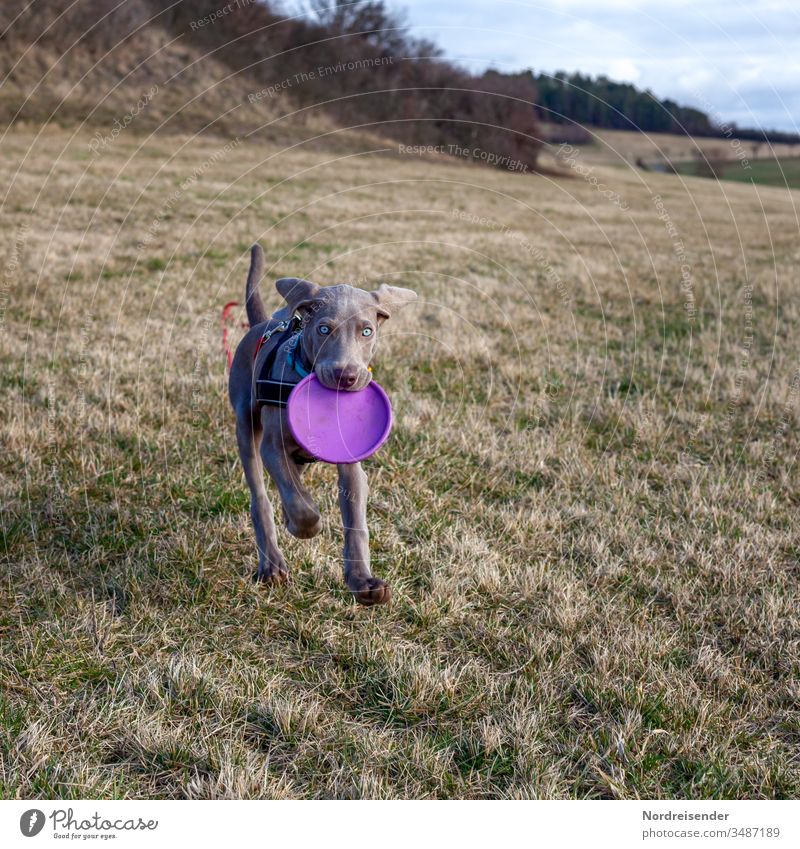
<box><xmin>228</xmin><ymin>245</ymin><xmax>417</xmax><ymax>605</ymax></box>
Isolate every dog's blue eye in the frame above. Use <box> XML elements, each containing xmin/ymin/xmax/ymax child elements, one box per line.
<box><xmin>318</xmin><ymin>325</ymin><xmax>330</xmax><ymax>335</ymax></box>
<box><xmin>362</xmin><ymin>327</ymin><xmax>373</xmax><ymax>337</ymax></box>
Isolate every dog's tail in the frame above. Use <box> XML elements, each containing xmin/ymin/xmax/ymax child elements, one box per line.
<box><xmin>245</xmin><ymin>244</ymin><xmax>268</xmax><ymax>326</ymax></box>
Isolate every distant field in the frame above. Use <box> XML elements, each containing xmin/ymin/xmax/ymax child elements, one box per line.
<box><xmin>2</xmin><ymin>126</ymin><xmax>800</xmax><ymax>800</ymax></box>
<box><xmin>542</xmin><ymin>128</ymin><xmax>800</xmax><ymax>188</ymax></box>
<box><xmin>674</xmin><ymin>156</ymin><xmax>800</xmax><ymax>190</ymax></box>
<box><xmin>596</xmin><ymin>128</ymin><xmax>799</xmax><ymax>166</ymax></box>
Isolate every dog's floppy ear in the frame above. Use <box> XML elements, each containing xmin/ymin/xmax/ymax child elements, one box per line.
<box><xmin>370</xmin><ymin>284</ymin><xmax>418</xmax><ymax>323</ymax></box>
<box><xmin>276</xmin><ymin>277</ymin><xmax>322</xmax><ymax>315</ymax></box>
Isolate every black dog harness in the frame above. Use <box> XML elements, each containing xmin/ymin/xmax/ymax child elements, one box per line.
<box><xmin>254</xmin><ymin>314</ymin><xmax>310</xmax><ymax>407</ymax></box>
<box><xmin>254</xmin><ymin>314</ymin><xmax>317</xmax><ymax>465</ymax></box>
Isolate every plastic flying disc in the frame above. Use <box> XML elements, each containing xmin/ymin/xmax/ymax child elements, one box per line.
<box><xmin>287</xmin><ymin>374</ymin><xmax>393</xmax><ymax>464</ymax></box>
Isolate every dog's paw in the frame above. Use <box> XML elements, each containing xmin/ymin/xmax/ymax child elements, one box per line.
<box><xmin>349</xmin><ymin>577</ymin><xmax>392</xmax><ymax>607</ymax></box>
<box><xmin>253</xmin><ymin>560</ymin><xmax>289</xmax><ymax>585</ymax></box>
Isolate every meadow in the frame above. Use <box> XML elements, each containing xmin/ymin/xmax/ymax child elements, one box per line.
<box><xmin>1</xmin><ymin>125</ymin><xmax>799</xmax><ymax>799</ymax></box>
<box><xmin>553</xmin><ymin>129</ymin><xmax>800</xmax><ymax>189</ymax></box>
<box><xmin>673</xmin><ymin>156</ymin><xmax>800</xmax><ymax>190</ymax></box>
<box><xmin>544</xmin><ymin>127</ymin><xmax>800</xmax><ymax>169</ymax></box>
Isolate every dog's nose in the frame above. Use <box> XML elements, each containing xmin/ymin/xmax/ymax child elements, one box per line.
<box><xmin>332</xmin><ymin>368</ymin><xmax>358</xmax><ymax>389</ymax></box>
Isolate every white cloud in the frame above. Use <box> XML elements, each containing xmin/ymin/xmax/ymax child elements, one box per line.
<box><xmin>607</xmin><ymin>59</ymin><xmax>641</xmax><ymax>83</ymax></box>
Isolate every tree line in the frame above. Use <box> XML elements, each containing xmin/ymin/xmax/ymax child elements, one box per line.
<box><xmin>532</xmin><ymin>70</ymin><xmax>799</xmax><ymax>145</ymax></box>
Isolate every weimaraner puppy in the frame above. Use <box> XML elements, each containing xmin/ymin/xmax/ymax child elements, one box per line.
<box><xmin>228</xmin><ymin>245</ymin><xmax>417</xmax><ymax>605</ymax></box>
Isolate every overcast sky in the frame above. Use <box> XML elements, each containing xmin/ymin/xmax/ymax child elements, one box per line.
<box><xmin>398</xmin><ymin>0</ymin><xmax>800</xmax><ymax>132</ymax></box>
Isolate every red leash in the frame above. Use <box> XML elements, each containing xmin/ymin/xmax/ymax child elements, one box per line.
<box><xmin>221</xmin><ymin>301</ymin><xmax>248</xmax><ymax>369</ymax></box>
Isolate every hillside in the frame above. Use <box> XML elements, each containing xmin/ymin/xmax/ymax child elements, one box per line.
<box><xmin>0</xmin><ymin>0</ymin><xmax>541</xmax><ymax>169</ymax></box>
<box><xmin>0</xmin><ymin>0</ymin><xmax>355</xmax><ymax>147</ymax></box>
<box><xmin>1</xmin><ymin>120</ymin><xmax>799</xmax><ymax>797</ymax></box>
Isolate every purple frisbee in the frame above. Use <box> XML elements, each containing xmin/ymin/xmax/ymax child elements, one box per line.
<box><xmin>287</xmin><ymin>374</ymin><xmax>393</xmax><ymax>464</ymax></box>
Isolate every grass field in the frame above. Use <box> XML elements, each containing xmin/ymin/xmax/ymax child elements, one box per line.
<box><xmin>2</xmin><ymin>125</ymin><xmax>800</xmax><ymax>799</ymax></box>
<box><xmin>540</xmin><ymin>127</ymin><xmax>800</xmax><ymax>171</ymax></box>
<box><xmin>674</xmin><ymin>157</ymin><xmax>800</xmax><ymax>190</ymax></box>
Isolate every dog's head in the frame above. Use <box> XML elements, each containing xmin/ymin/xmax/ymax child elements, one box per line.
<box><xmin>276</xmin><ymin>278</ymin><xmax>418</xmax><ymax>391</ymax></box>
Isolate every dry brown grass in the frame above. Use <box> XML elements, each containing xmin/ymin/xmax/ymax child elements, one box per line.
<box><xmin>1</xmin><ymin>121</ymin><xmax>799</xmax><ymax>799</ymax></box>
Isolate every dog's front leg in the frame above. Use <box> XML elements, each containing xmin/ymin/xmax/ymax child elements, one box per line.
<box><xmin>259</xmin><ymin>412</ymin><xmax>322</xmax><ymax>540</ymax></box>
<box><xmin>235</xmin><ymin>414</ymin><xmax>288</xmax><ymax>584</ymax></box>
<box><xmin>337</xmin><ymin>462</ymin><xmax>391</xmax><ymax>606</ymax></box>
